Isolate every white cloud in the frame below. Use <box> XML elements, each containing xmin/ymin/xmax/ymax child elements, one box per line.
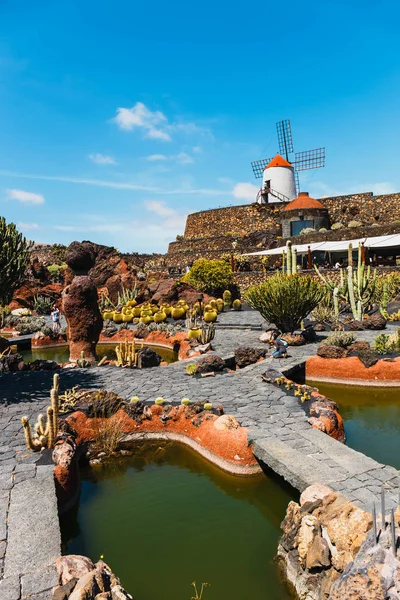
<box><xmin>17</xmin><ymin>222</ymin><xmax>39</xmax><ymax>230</ymax></box>
<box><xmin>146</xmin><ymin>154</ymin><xmax>168</xmax><ymax>162</ymax></box>
<box><xmin>112</xmin><ymin>102</ymin><xmax>171</xmax><ymax>141</ymax></box>
<box><xmin>0</xmin><ymin>170</ymin><xmax>230</xmax><ymax>196</ymax></box>
<box><xmin>143</xmin><ymin>200</ymin><xmax>177</xmax><ymax>218</ymax></box>
<box><xmin>145</xmin><ymin>152</ymin><xmax>193</xmax><ymax>164</ymax></box>
<box><xmin>111</xmin><ymin>101</ymin><xmax>212</xmax><ymax>142</ymax></box>
<box><xmin>192</xmin><ymin>146</ymin><xmax>202</xmax><ymax>154</ymax></box>
<box><xmin>5</xmin><ymin>189</ymin><xmax>45</xmax><ymax>205</ymax></box>
<box><xmin>232</xmin><ymin>182</ymin><xmax>259</xmax><ymax>203</ymax></box>
<box><xmin>88</xmin><ymin>153</ymin><xmax>116</xmax><ymax>165</ymax></box>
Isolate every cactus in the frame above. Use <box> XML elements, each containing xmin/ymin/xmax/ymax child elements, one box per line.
<box><xmin>155</xmin><ymin>397</ymin><xmax>165</xmax><ymax>405</ymax></box>
<box><xmin>181</xmin><ymin>398</ymin><xmax>191</xmax><ymax>405</ymax></box>
<box><xmin>186</xmin><ymin>309</ymin><xmax>198</xmax><ymax>330</ymax></box>
<box><xmin>223</xmin><ymin>290</ymin><xmax>232</xmax><ymax>308</ymax></box>
<box><xmin>21</xmin><ymin>374</ymin><xmax>60</xmax><ymax>451</ymax></box>
<box><xmin>77</xmin><ymin>351</ymin><xmax>91</xmax><ymax>368</ymax></box>
<box><xmin>200</xmin><ymin>323</ymin><xmax>215</xmax><ymax>344</ymax></box>
<box><xmin>232</xmin><ymin>299</ymin><xmax>242</xmax><ymax>311</ymax></box>
<box><xmin>0</xmin><ymin>217</ymin><xmax>32</xmax><ymax>305</ymax></box>
<box><xmin>130</xmin><ymin>396</ymin><xmax>140</xmax><ymax>403</ymax></box>
<box><xmin>115</xmin><ymin>340</ymin><xmax>140</xmax><ymax>367</ymax></box>
<box><xmin>203</xmin><ymin>403</ymin><xmax>213</xmax><ymax>410</ymax></box>
<box><xmin>186</xmin><ymin>363</ymin><xmax>196</xmax><ymax>375</ymax></box>
<box><xmin>314</xmin><ymin>242</ymin><xmax>376</xmax><ymax>321</ymax></box>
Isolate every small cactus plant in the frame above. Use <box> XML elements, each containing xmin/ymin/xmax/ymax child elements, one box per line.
<box><xmin>181</xmin><ymin>398</ymin><xmax>191</xmax><ymax>405</ymax></box>
<box><xmin>130</xmin><ymin>396</ymin><xmax>140</xmax><ymax>403</ymax></box>
<box><xmin>155</xmin><ymin>397</ymin><xmax>165</xmax><ymax>405</ymax></box>
<box><xmin>222</xmin><ymin>290</ymin><xmax>232</xmax><ymax>308</ymax></box>
<box><xmin>21</xmin><ymin>373</ymin><xmax>60</xmax><ymax>451</ymax></box>
<box><xmin>77</xmin><ymin>351</ymin><xmax>91</xmax><ymax>368</ymax></box>
<box><xmin>186</xmin><ymin>363</ymin><xmax>197</xmax><ymax>375</ymax></box>
<box><xmin>203</xmin><ymin>402</ymin><xmax>213</xmax><ymax>411</ymax></box>
<box><xmin>232</xmin><ymin>299</ymin><xmax>242</xmax><ymax>311</ymax></box>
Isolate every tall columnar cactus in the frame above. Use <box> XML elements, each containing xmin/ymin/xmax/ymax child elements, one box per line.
<box><xmin>21</xmin><ymin>373</ymin><xmax>60</xmax><ymax>451</ymax></box>
<box><xmin>0</xmin><ymin>217</ymin><xmax>32</xmax><ymax>305</ymax></box>
<box><xmin>115</xmin><ymin>340</ymin><xmax>140</xmax><ymax>367</ymax></box>
<box><xmin>285</xmin><ymin>241</ymin><xmax>297</xmax><ymax>275</ymax></box>
<box><xmin>314</xmin><ymin>243</ymin><xmax>376</xmax><ymax>321</ymax></box>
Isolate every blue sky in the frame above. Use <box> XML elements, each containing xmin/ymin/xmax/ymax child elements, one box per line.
<box><xmin>1</xmin><ymin>0</ymin><xmax>400</xmax><ymax>252</ymax></box>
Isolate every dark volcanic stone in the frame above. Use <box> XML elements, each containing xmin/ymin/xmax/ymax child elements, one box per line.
<box><xmin>356</xmin><ymin>348</ymin><xmax>379</xmax><ymax>368</ymax></box>
<box><xmin>234</xmin><ymin>346</ymin><xmax>267</xmax><ymax>368</ymax></box>
<box><xmin>194</xmin><ymin>354</ymin><xmax>226</xmax><ymax>374</ymax></box>
<box><xmin>314</xmin><ymin>323</ymin><xmax>326</xmax><ymax>332</ymax></box>
<box><xmin>137</xmin><ymin>346</ymin><xmax>162</xmax><ymax>368</ymax></box>
<box><xmin>364</xmin><ymin>313</ymin><xmax>387</xmax><ymax>330</ymax></box>
<box><xmin>330</xmin><ymin>321</ymin><xmax>344</xmax><ymax>331</ymax></box>
<box><xmin>65</xmin><ymin>241</ymin><xmax>96</xmax><ymax>273</ymax></box>
<box><xmin>348</xmin><ymin>341</ymin><xmax>370</xmax><ymax>354</ymax></box>
<box><xmin>0</xmin><ymin>353</ymin><xmax>26</xmax><ymax>372</ymax></box>
<box><xmin>317</xmin><ymin>344</ymin><xmax>348</xmax><ymax>359</ymax></box>
<box><xmin>349</xmin><ymin>320</ymin><xmax>365</xmax><ymax>331</ymax></box>
<box><xmin>28</xmin><ymin>359</ymin><xmax>59</xmax><ymax>371</ymax></box>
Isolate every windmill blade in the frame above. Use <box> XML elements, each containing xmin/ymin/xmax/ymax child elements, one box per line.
<box><xmin>276</xmin><ymin>119</ymin><xmax>294</xmax><ymax>159</ymax></box>
<box><xmin>294</xmin><ymin>148</ymin><xmax>325</xmax><ymax>172</ymax></box>
<box><xmin>294</xmin><ymin>171</ymin><xmax>300</xmax><ymax>195</ymax></box>
<box><xmin>251</xmin><ymin>158</ymin><xmax>273</xmax><ymax>179</ymax></box>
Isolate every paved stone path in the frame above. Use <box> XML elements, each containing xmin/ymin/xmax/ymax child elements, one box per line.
<box><xmin>0</xmin><ymin>312</ymin><xmax>399</xmax><ymax>599</ymax></box>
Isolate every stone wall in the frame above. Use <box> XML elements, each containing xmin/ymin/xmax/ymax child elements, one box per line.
<box><xmin>320</xmin><ymin>191</ymin><xmax>400</xmax><ymax>227</ymax></box>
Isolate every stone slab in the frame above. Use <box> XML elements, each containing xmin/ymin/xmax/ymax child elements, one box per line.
<box><xmin>4</xmin><ymin>475</ymin><xmax>61</xmax><ymax>578</ymax></box>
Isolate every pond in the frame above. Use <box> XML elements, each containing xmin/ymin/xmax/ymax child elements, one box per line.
<box><xmin>307</xmin><ymin>380</ymin><xmax>400</xmax><ymax>470</ymax></box>
<box><xmin>16</xmin><ymin>343</ymin><xmax>178</xmax><ymax>364</ymax></box>
<box><xmin>61</xmin><ymin>442</ymin><xmax>295</xmax><ymax>600</ymax></box>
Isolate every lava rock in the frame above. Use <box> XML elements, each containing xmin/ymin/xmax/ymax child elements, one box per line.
<box><xmin>348</xmin><ymin>320</ymin><xmax>364</xmax><ymax>331</ymax></box>
<box><xmin>317</xmin><ymin>345</ymin><xmax>348</xmax><ymax>359</ymax></box>
<box><xmin>137</xmin><ymin>346</ymin><xmax>162</xmax><ymax>368</ymax></box>
<box><xmin>364</xmin><ymin>313</ymin><xmax>387</xmax><ymax>330</ymax></box>
<box><xmin>28</xmin><ymin>359</ymin><xmax>59</xmax><ymax>371</ymax></box>
<box><xmin>194</xmin><ymin>354</ymin><xmax>225</xmax><ymax>374</ymax></box>
<box><xmin>301</xmin><ymin>326</ymin><xmax>317</xmax><ymax>342</ymax></box>
<box><xmin>314</xmin><ymin>323</ymin><xmax>326</xmax><ymax>332</ymax></box>
<box><xmin>0</xmin><ymin>353</ymin><xmax>26</xmax><ymax>372</ymax></box>
<box><xmin>348</xmin><ymin>341</ymin><xmax>370</xmax><ymax>354</ymax></box>
<box><xmin>234</xmin><ymin>346</ymin><xmax>267</xmax><ymax>368</ymax></box>
<box><xmin>65</xmin><ymin>241</ymin><xmax>96</xmax><ymax>273</ymax></box>
<box><xmin>330</xmin><ymin>321</ymin><xmax>344</xmax><ymax>331</ymax></box>
<box><xmin>356</xmin><ymin>348</ymin><xmax>379</xmax><ymax>368</ymax></box>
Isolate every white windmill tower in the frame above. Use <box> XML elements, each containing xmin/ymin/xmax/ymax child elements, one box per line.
<box><xmin>251</xmin><ymin>120</ymin><xmax>326</xmax><ymax>204</ymax></box>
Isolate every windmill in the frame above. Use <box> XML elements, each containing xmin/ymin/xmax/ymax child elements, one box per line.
<box><xmin>251</xmin><ymin>120</ymin><xmax>325</xmax><ymax>204</ymax></box>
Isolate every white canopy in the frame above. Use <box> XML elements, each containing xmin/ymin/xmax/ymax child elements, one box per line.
<box><xmin>243</xmin><ymin>233</ymin><xmax>400</xmax><ymax>256</ymax></box>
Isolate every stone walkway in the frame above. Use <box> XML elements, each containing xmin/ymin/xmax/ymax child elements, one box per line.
<box><xmin>0</xmin><ymin>313</ymin><xmax>399</xmax><ymax>599</ymax></box>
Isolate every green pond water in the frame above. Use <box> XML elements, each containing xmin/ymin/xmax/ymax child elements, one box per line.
<box><xmin>61</xmin><ymin>442</ymin><xmax>295</xmax><ymax>600</ymax></box>
<box><xmin>17</xmin><ymin>343</ymin><xmax>178</xmax><ymax>364</ymax></box>
<box><xmin>307</xmin><ymin>380</ymin><xmax>400</xmax><ymax>470</ymax></box>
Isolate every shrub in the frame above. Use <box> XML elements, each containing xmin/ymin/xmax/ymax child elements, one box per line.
<box><xmin>373</xmin><ymin>333</ymin><xmax>395</xmax><ymax>355</ymax></box>
<box><xmin>33</xmin><ymin>295</ymin><xmax>53</xmax><ymax>315</ymax></box>
<box><xmin>331</xmin><ymin>222</ymin><xmax>344</xmax><ymax>230</ymax></box>
<box><xmin>0</xmin><ymin>218</ymin><xmax>32</xmax><ymax>305</ymax></box>
<box><xmin>182</xmin><ymin>259</ymin><xmax>233</xmax><ymax>295</ymax></box>
<box><xmin>245</xmin><ymin>273</ymin><xmax>324</xmax><ymax>333</ymax></box>
<box><xmin>348</xmin><ymin>220</ymin><xmax>363</xmax><ymax>228</ymax></box>
<box><xmin>322</xmin><ymin>331</ymin><xmax>355</xmax><ymax>348</ymax></box>
<box><xmin>300</xmin><ymin>227</ymin><xmax>316</xmax><ymax>235</ymax></box>
<box><xmin>16</xmin><ymin>316</ymin><xmax>46</xmax><ymax>335</ymax></box>
<box><xmin>91</xmin><ymin>414</ymin><xmax>125</xmax><ymax>455</ymax></box>
<box><xmin>311</xmin><ymin>304</ymin><xmax>335</xmax><ymax>323</ymax></box>
<box><xmin>47</xmin><ymin>263</ymin><xmax>67</xmax><ymax>281</ymax></box>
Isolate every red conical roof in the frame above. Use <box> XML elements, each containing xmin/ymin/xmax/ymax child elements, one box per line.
<box><xmin>264</xmin><ymin>154</ymin><xmax>292</xmax><ymax>169</ymax></box>
<box><xmin>284</xmin><ymin>192</ymin><xmax>325</xmax><ymax>211</ymax></box>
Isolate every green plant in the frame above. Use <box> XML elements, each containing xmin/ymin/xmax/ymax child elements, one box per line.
<box><xmin>181</xmin><ymin>398</ymin><xmax>191</xmax><ymax>405</ymax></box>
<box><xmin>130</xmin><ymin>396</ymin><xmax>140</xmax><ymax>403</ymax></box>
<box><xmin>232</xmin><ymin>299</ymin><xmax>242</xmax><ymax>311</ymax></box>
<box><xmin>282</xmin><ymin>241</ymin><xmax>297</xmax><ymax>275</ymax></box>
<box><xmin>0</xmin><ymin>304</ymin><xmax>11</xmax><ymax>328</ymax></box>
<box><xmin>0</xmin><ymin>217</ymin><xmax>32</xmax><ymax>305</ymax></box>
<box><xmin>33</xmin><ymin>295</ymin><xmax>53</xmax><ymax>315</ymax></box>
<box><xmin>373</xmin><ymin>333</ymin><xmax>395</xmax><ymax>355</ymax></box>
<box><xmin>77</xmin><ymin>351</ymin><xmax>91</xmax><ymax>368</ymax></box>
<box><xmin>245</xmin><ymin>273</ymin><xmax>324</xmax><ymax>333</ymax></box>
<box><xmin>182</xmin><ymin>259</ymin><xmax>233</xmax><ymax>295</ymax></box>
<box><xmin>47</xmin><ymin>263</ymin><xmax>67</xmax><ymax>281</ymax></box>
<box><xmin>117</xmin><ymin>284</ymin><xmax>137</xmax><ymax>306</ymax></box>
<box><xmin>315</xmin><ymin>243</ymin><xmax>376</xmax><ymax>321</ymax></box>
<box><xmin>186</xmin><ymin>363</ymin><xmax>196</xmax><ymax>375</ymax></box>
<box><xmin>311</xmin><ymin>304</ymin><xmax>335</xmax><ymax>323</ymax></box>
<box><xmin>203</xmin><ymin>403</ymin><xmax>213</xmax><ymax>410</ymax></box>
<box><xmin>200</xmin><ymin>323</ymin><xmax>215</xmax><ymax>344</ymax></box>
<box><xmin>21</xmin><ymin>373</ymin><xmax>59</xmax><ymax>450</ymax></box>
<box><xmin>91</xmin><ymin>413</ymin><xmax>125</xmax><ymax>456</ymax></box>
<box><xmin>322</xmin><ymin>331</ymin><xmax>356</xmax><ymax>348</ymax></box>
<box><xmin>331</xmin><ymin>222</ymin><xmax>344</xmax><ymax>230</ymax></box>
<box><xmin>348</xmin><ymin>220</ymin><xmax>362</xmax><ymax>228</ymax></box>
<box><xmin>155</xmin><ymin>397</ymin><xmax>165</xmax><ymax>405</ymax></box>
<box><xmin>300</xmin><ymin>227</ymin><xmax>316</xmax><ymax>235</ymax></box>
<box><xmin>16</xmin><ymin>316</ymin><xmax>46</xmax><ymax>335</ymax></box>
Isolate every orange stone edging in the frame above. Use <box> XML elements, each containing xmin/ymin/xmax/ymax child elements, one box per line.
<box><xmin>66</xmin><ymin>404</ymin><xmax>261</xmax><ymax>476</ymax></box>
<box><xmin>306</xmin><ymin>355</ymin><xmax>400</xmax><ymax>386</ymax></box>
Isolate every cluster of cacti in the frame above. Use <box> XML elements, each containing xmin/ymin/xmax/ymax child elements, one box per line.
<box><xmin>21</xmin><ymin>373</ymin><xmax>60</xmax><ymax>451</ymax></box>
<box><xmin>315</xmin><ymin>243</ymin><xmax>376</xmax><ymax>321</ymax></box>
<box><xmin>274</xmin><ymin>376</ymin><xmax>310</xmax><ymax>402</ymax></box>
<box><xmin>282</xmin><ymin>241</ymin><xmax>297</xmax><ymax>275</ymax></box>
<box><xmin>115</xmin><ymin>340</ymin><xmax>141</xmax><ymax>367</ymax></box>
<box><xmin>200</xmin><ymin>323</ymin><xmax>215</xmax><ymax>344</ymax></box>
<box><xmin>0</xmin><ymin>217</ymin><xmax>32</xmax><ymax>305</ymax></box>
